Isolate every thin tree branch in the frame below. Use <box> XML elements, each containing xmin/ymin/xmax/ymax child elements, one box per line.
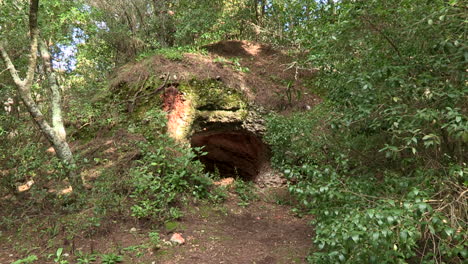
<box><xmin>0</xmin><ymin>67</ymin><xmax>8</xmax><ymax>76</ymax></box>
<box><xmin>361</xmin><ymin>15</ymin><xmax>402</xmax><ymax>58</ymax></box>
<box><xmin>0</xmin><ymin>43</ymin><xmax>24</xmax><ymax>87</ymax></box>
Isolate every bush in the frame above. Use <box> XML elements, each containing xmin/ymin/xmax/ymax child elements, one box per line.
<box><xmin>129</xmin><ymin>108</ymin><xmax>212</xmax><ymax>220</ymax></box>
<box><xmin>265</xmin><ymin>109</ymin><xmax>467</xmax><ymax>263</ymax></box>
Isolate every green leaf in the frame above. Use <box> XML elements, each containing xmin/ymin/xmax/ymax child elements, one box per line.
<box><xmin>444</xmin><ymin>228</ymin><xmax>454</xmax><ymax>237</ymax></box>
<box><xmin>56</xmin><ymin>248</ymin><xmax>63</xmax><ymax>257</ymax></box>
<box><xmin>400</xmin><ymin>230</ymin><xmax>408</xmax><ymax>241</ymax></box>
<box><xmin>339</xmin><ymin>254</ymin><xmax>345</xmax><ymax>261</ymax></box>
<box><xmin>417</xmin><ymin>203</ymin><xmax>428</xmax><ymax>212</ymax></box>
<box><xmin>372</xmin><ymin>232</ymin><xmax>380</xmax><ymax>240</ymax></box>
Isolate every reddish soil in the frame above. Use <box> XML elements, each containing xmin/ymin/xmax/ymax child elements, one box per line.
<box><xmin>162</xmin><ymin>86</ymin><xmax>192</xmax><ymax>139</ymax></box>
<box><xmin>155</xmin><ymin>191</ymin><xmax>313</xmax><ymax>264</ymax></box>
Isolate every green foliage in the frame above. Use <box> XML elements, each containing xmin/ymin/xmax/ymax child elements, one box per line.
<box><xmin>304</xmin><ymin>0</ymin><xmax>466</xmax><ymax>164</ymax></box>
<box><xmin>263</xmin><ymin>1</ymin><xmax>467</xmax><ymax>262</ymax></box>
<box><xmin>136</xmin><ymin>47</ymin><xmax>184</xmax><ymax>62</ymax></box>
<box><xmin>266</xmin><ymin>109</ymin><xmax>467</xmax><ymax>263</ymax></box>
<box><xmin>265</xmin><ymin>105</ymin><xmax>332</xmax><ymax>166</ymax></box>
<box><xmin>234</xmin><ymin>179</ymin><xmax>258</xmax><ymax>207</ymax></box>
<box><xmin>11</xmin><ymin>255</ymin><xmax>38</xmax><ymax>264</ymax></box>
<box><xmin>48</xmin><ymin>248</ymin><xmax>68</xmax><ymax>264</ymax></box>
<box><xmin>128</xmin><ymin>109</ymin><xmax>212</xmax><ymax>220</ymax></box>
<box><xmin>148</xmin><ymin>231</ymin><xmax>162</xmax><ymax>249</ymax></box>
<box><xmin>75</xmin><ymin>251</ymin><xmax>97</xmax><ymax>264</ymax></box>
<box><xmin>100</xmin><ymin>253</ymin><xmax>122</xmax><ymax>264</ymax></box>
<box><xmin>287</xmin><ymin>163</ymin><xmax>466</xmax><ymax>263</ymax></box>
<box><xmin>154</xmin><ymin>48</ymin><xmax>183</xmax><ymax>61</ymax></box>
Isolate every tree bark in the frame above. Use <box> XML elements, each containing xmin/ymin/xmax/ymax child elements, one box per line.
<box><xmin>39</xmin><ymin>40</ymin><xmax>67</xmax><ymax>141</ymax></box>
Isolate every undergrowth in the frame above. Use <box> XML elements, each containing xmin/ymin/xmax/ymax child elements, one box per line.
<box><xmin>265</xmin><ymin>106</ymin><xmax>467</xmax><ymax>263</ymax></box>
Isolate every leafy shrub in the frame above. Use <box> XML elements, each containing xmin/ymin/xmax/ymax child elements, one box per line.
<box><xmin>234</xmin><ymin>179</ymin><xmax>257</xmax><ymax>207</ymax></box>
<box><xmin>265</xmin><ymin>109</ymin><xmax>467</xmax><ymax>262</ymax></box>
<box><xmin>265</xmin><ymin>105</ymin><xmax>333</xmax><ymax>167</ymax></box>
<box><xmin>285</xmin><ymin>164</ymin><xmax>467</xmax><ymax>263</ymax></box>
<box><xmin>129</xmin><ymin>136</ymin><xmax>212</xmax><ymax>220</ymax></box>
<box><xmin>148</xmin><ymin>231</ymin><xmax>162</xmax><ymax>249</ymax></box>
<box><xmin>263</xmin><ymin>1</ymin><xmax>467</xmax><ymax>262</ymax></box>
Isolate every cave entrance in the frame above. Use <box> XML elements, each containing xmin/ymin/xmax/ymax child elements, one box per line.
<box><xmin>190</xmin><ymin>129</ymin><xmax>268</xmax><ymax>181</ymax></box>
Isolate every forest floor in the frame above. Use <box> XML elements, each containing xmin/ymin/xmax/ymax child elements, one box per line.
<box><xmin>0</xmin><ymin>186</ymin><xmax>313</xmax><ymax>264</ymax></box>
<box><xmin>1</xmin><ymin>40</ymin><xmax>317</xmax><ymax>263</ymax></box>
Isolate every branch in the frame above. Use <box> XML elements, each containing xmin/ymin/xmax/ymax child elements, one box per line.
<box><xmin>0</xmin><ymin>0</ymin><xmax>40</xmax><ymax>89</ymax></box>
<box><xmin>361</xmin><ymin>15</ymin><xmax>402</xmax><ymax>58</ymax></box>
<box><xmin>0</xmin><ymin>67</ymin><xmax>8</xmax><ymax>76</ymax></box>
<box><xmin>0</xmin><ymin>42</ymin><xmax>24</xmax><ymax>87</ymax></box>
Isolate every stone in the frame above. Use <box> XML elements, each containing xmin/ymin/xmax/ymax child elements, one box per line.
<box><xmin>213</xmin><ymin>177</ymin><xmax>235</xmax><ymax>187</ymax></box>
<box><xmin>46</xmin><ymin>147</ymin><xmax>55</xmax><ymax>154</ymax></box>
<box><xmin>59</xmin><ymin>186</ymin><xmax>73</xmax><ymax>195</ymax></box>
<box><xmin>170</xmin><ymin>233</ymin><xmax>185</xmax><ymax>245</ymax></box>
<box><xmin>17</xmin><ymin>180</ymin><xmax>34</xmax><ymax>192</ymax></box>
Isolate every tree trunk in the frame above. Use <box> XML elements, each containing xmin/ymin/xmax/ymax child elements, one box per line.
<box><xmin>39</xmin><ymin>40</ymin><xmax>67</xmax><ymax>141</ymax></box>
<box><xmin>0</xmin><ymin>0</ymin><xmax>82</xmax><ymax>192</ymax></box>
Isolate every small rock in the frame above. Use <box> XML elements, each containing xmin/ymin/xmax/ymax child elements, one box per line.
<box><xmin>213</xmin><ymin>177</ymin><xmax>234</xmax><ymax>187</ymax></box>
<box><xmin>17</xmin><ymin>180</ymin><xmax>34</xmax><ymax>192</ymax></box>
<box><xmin>130</xmin><ymin>227</ymin><xmax>137</xmax><ymax>233</ymax></box>
<box><xmin>170</xmin><ymin>233</ymin><xmax>185</xmax><ymax>245</ymax></box>
<box><xmin>59</xmin><ymin>186</ymin><xmax>73</xmax><ymax>195</ymax></box>
<box><xmin>46</xmin><ymin>147</ymin><xmax>55</xmax><ymax>155</ymax></box>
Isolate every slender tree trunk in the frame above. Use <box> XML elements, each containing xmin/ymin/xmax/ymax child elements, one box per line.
<box><xmin>39</xmin><ymin>40</ymin><xmax>67</xmax><ymax>141</ymax></box>
<box><xmin>0</xmin><ymin>0</ymin><xmax>82</xmax><ymax>192</ymax></box>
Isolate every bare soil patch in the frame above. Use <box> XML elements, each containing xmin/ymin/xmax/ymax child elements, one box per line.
<box><xmin>0</xmin><ymin>187</ymin><xmax>312</xmax><ymax>264</ymax></box>
<box><xmin>155</xmin><ymin>191</ymin><xmax>313</xmax><ymax>264</ymax></box>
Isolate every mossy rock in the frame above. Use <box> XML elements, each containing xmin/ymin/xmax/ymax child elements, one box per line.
<box><xmin>179</xmin><ymin>79</ymin><xmax>247</xmax><ymax>111</ymax></box>
<box><xmin>121</xmin><ymin>76</ymin><xmax>262</xmax><ymax>139</ymax></box>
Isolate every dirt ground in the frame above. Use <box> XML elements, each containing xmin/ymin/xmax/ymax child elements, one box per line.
<box><xmin>0</xmin><ymin>187</ymin><xmax>313</xmax><ymax>264</ymax></box>
<box><xmin>153</xmin><ymin>190</ymin><xmax>313</xmax><ymax>264</ymax></box>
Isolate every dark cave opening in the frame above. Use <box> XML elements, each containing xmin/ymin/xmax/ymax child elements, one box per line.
<box><xmin>190</xmin><ymin>129</ymin><xmax>268</xmax><ymax>181</ymax></box>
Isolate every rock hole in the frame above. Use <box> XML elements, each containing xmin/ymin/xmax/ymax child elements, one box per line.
<box><xmin>190</xmin><ymin>129</ymin><xmax>268</xmax><ymax>181</ymax></box>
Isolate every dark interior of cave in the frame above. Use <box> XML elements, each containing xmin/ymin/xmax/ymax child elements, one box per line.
<box><xmin>190</xmin><ymin>130</ymin><xmax>268</xmax><ymax>181</ymax></box>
